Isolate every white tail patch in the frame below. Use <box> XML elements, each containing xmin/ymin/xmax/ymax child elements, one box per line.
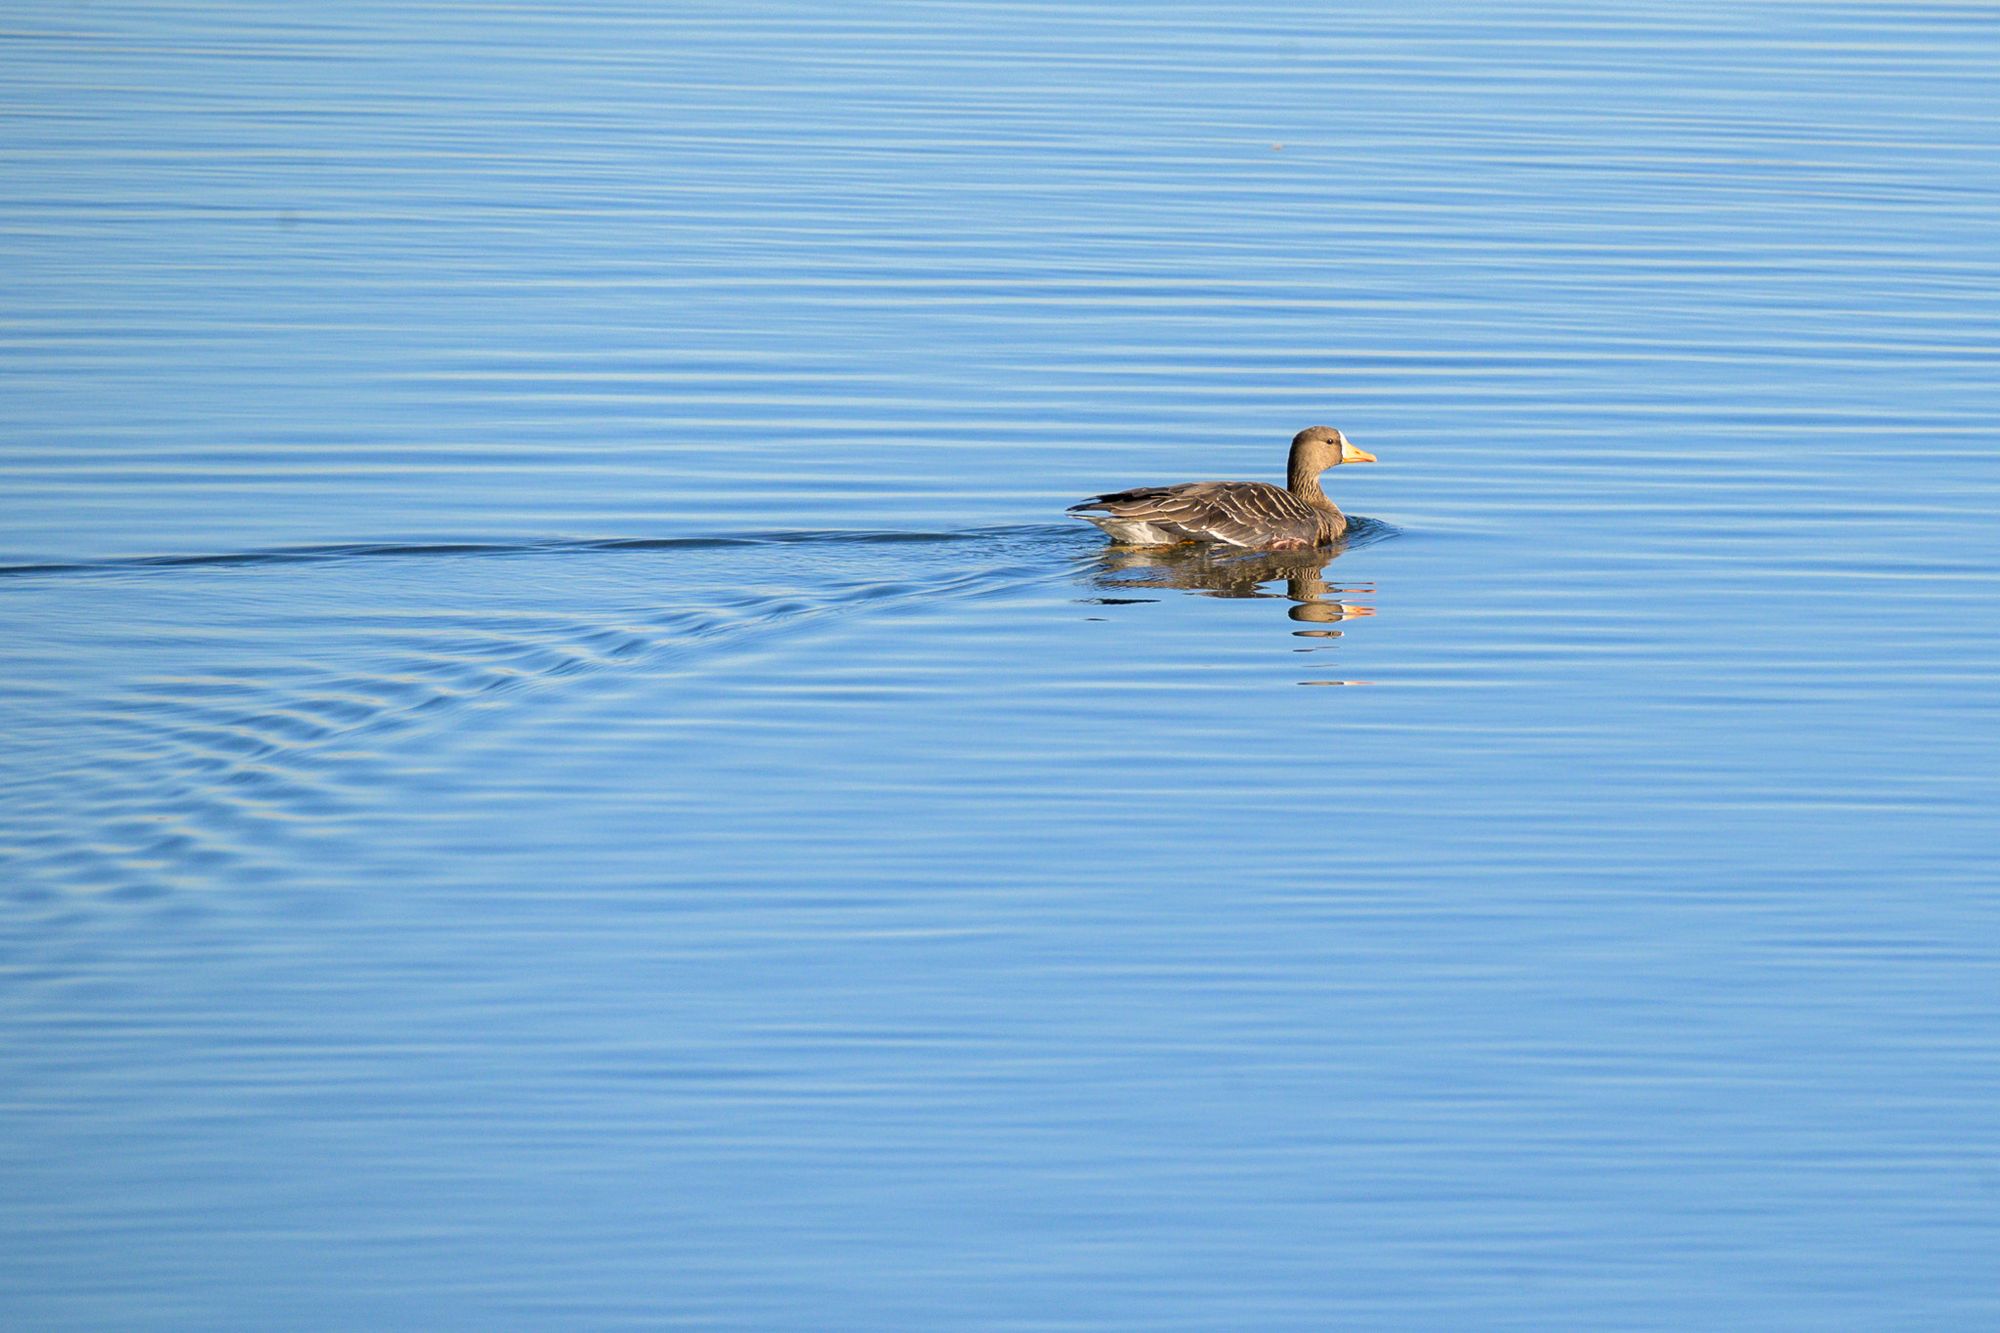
<box><xmin>1072</xmin><ymin>513</ymin><xmax>1179</xmax><ymax>546</ymax></box>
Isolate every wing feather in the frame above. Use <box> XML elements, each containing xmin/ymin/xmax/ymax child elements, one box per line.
<box><xmin>1069</xmin><ymin>481</ymin><xmax>1319</xmax><ymax>547</ymax></box>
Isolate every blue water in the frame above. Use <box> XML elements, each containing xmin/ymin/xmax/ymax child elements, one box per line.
<box><xmin>5</xmin><ymin>2</ymin><xmax>2000</xmax><ymax>1326</ymax></box>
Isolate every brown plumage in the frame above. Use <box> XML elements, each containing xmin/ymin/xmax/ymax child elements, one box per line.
<box><xmin>1067</xmin><ymin>426</ymin><xmax>1376</xmax><ymax>549</ymax></box>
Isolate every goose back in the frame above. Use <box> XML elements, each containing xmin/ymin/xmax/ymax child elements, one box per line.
<box><xmin>1067</xmin><ymin>480</ymin><xmax>1343</xmax><ymax>549</ymax></box>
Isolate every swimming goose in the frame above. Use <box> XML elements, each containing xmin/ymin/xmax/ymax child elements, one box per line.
<box><xmin>1067</xmin><ymin>426</ymin><xmax>1376</xmax><ymax>549</ymax></box>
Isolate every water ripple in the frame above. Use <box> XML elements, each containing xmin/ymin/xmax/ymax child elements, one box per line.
<box><xmin>0</xmin><ymin>524</ymin><xmax>1070</xmax><ymax>581</ymax></box>
<box><xmin>0</xmin><ymin>525</ymin><xmax>1098</xmax><ymax>900</ymax></box>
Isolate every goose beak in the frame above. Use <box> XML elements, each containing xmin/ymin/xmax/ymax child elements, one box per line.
<box><xmin>1342</xmin><ymin>445</ymin><xmax>1377</xmax><ymax>464</ymax></box>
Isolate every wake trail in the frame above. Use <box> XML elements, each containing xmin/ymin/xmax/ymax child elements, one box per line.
<box><xmin>0</xmin><ymin>525</ymin><xmax>1080</xmax><ymax>582</ymax></box>
<box><xmin>0</xmin><ymin>528</ymin><xmax>1089</xmax><ymax>902</ymax></box>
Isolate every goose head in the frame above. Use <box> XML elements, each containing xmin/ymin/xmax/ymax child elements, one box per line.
<box><xmin>1289</xmin><ymin>426</ymin><xmax>1376</xmax><ymax>481</ymax></box>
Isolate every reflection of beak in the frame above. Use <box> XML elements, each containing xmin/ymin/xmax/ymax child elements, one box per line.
<box><xmin>1343</xmin><ymin>446</ymin><xmax>1377</xmax><ymax>464</ymax></box>
<box><xmin>1289</xmin><ymin>602</ymin><xmax>1374</xmax><ymax>624</ymax></box>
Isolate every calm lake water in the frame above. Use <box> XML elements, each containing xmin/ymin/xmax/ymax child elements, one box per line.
<box><xmin>6</xmin><ymin>1</ymin><xmax>2000</xmax><ymax>1327</ymax></box>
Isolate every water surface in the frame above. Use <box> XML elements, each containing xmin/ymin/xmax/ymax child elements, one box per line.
<box><xmin>5</xmin><ymin>2</ymin><xmax>2000</xmax><ymax>1327</ymax></box>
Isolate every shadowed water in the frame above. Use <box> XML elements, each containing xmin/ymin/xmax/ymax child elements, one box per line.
<box><xmin>5</xmin><ymin>1</ymin><xmax>2000</xmax><ymax>1328</ymax></box>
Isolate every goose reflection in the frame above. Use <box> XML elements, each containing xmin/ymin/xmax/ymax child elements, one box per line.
<box><xmin>1080</xmin><ymin>542</ymin><xmax>1378</xmax><ymax>684</ymax></box>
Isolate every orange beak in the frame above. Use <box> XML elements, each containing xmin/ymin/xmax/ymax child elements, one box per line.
<box><xmin>1342</xmin><ymin>445</ymin><xmax>1377</xmax><ymax>464</ymax></box>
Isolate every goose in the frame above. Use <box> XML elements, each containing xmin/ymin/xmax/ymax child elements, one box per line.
<box><xmin>1067</xmin><ymin>426</ymin><xmax>1375</xmax><ymax>549</ymax></box>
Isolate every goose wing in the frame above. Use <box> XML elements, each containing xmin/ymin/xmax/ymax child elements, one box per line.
<box><xmin>1069</xmin><ymin>481</ymin><xmax>1316</xmax><ymax>548</ymax></box>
